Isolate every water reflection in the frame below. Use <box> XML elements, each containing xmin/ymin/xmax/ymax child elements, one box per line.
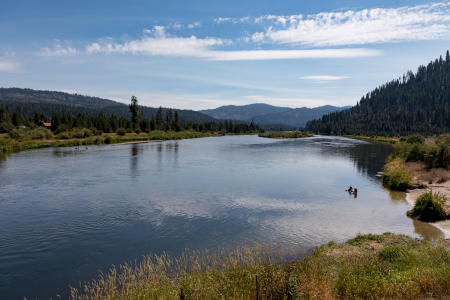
<box><xmin>130</xmin><ymin>144</ymin><xmax>141</xmax><ymax>177</ymax></box>
<box><xmin>0</xmin><ymin>135</ymin><xmax>443</xmax><ymax>300</ymax></box>
<box><xmin>412</xmin><ymin>219</ymin><xmax>444</xmax><ymax>240</ymax></box>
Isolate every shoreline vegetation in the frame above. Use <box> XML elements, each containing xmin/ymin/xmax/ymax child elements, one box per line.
<box><xmin>0</xmin><ymin>96</ymin><xmax>261</xmax><ymax>157</ymax></box>
<box><xmin>0</xmin><ymin>131</ymin><xmax>224</xmax><ymax>156</ymax></box>
<box><xmin>258</xmin><ymin>131</ymin><xmax>313</xmax><ymax>139</ymax></box>
<box><xmin>379</xmin><ymin>134</ymin><xmax>450</xmax><ymax>237</ymax></box>
<box><xmin>66</xmin><ymin>233</ymin><xmax>449</xmax><ymax>300</ymax></box>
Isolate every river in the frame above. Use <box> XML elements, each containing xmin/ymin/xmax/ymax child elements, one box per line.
<box><xmin>0</xmin><ymin>135</ymin><xmax>443</xmax><ymax>299</ymax></box>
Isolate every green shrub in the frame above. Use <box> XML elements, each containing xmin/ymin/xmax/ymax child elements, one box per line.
<box><xmin>382</xmin><ymin>159</ymin><xmax>412</xmax><ymax>191</ymax></box>
<box><xmin>8</xmin><ymin>127</ymin><xmax>54</xmax><ymax>140</ymax></box>
<box><xmin>116</xmin><ymin>128</ymin><xmax>126</xmax><ymax>136</ymax></box>
<box><xmin>400</xmin><ymin>134</ymin><xmax>425</xmax><ymax>144</ymax></box>
<box><xmin>57</xmin><ymin>128</ymin><xmax>93</xmax><ymax>139</ymax></box>
<box><xmin>406</xmin><ymin>143</ymin><xmax>426</xmax><ymax>162</ymax></box>
<box><xmin>0</xmin><ymin>122</ymin><xmax>14</xmax><ymax>133</ymax></box>
<box><xmin>408</xmin><ymin>191</ymin><xmax>447</xmax><ymax>222</ymax></box>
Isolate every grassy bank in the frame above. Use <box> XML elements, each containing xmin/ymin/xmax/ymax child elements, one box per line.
<box><xmin>258</xmin><ymin>131</ymin><xmax>313</xmax><ymax>139</ymax></box>
<box><xmin>0</xmin><ymin>130</ymin><xmax>220</xmax><ymax>155</ymax></box>
<box><xmin>382</xmin><ymin>158</ymin><xmax>413</xmax><ymax>191</ymax></box>
<box><xmin>67</xmin><ymin>233</ymin><xmax>449</xmax><ymax>300</ymax></box>
<box><xmin>347</xmin><ymin>135</ymin><xmax>400</xmax><ymax>144</ymax></box>
<box><xmin>381</xmin><ymin>134</ymin><xmax>450</xmax><ymax>191</ymax></box>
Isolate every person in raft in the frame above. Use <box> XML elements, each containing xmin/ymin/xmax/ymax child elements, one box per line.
<box><xmin>346</xmin><ymin>186</ymin><xmax>353</xmax><ymax>193</ymax></box>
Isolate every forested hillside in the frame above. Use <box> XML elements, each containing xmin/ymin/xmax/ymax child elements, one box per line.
<box><xmin>0</xmin><ymin>88</ymin><xmax>214</xmax><ymax>124</ymax></box>
<box><xmin>201</xmin><ymin>103</ymin><xmax>348</xmax><ymax>129</ymax></box>
<box><xmin>306</xmin><ymin>51</ymin><xmax>450</xmax><ymax>136</ymax></box>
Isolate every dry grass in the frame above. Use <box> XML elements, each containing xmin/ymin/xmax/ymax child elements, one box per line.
<box><xmin>405</xmin><ymin>161</ymin><xmax>450</xmax><ymax>184</ymax></box>
<box><xmin>67</xmin><ymin>233</ymin><xmax>450</xmax><ymax>300</ymax></box>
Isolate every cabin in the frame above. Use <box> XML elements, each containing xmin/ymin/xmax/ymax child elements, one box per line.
<box><xmin>38</xmin><ymin>121</ymin><xmax>52</xmax><ymax>128</ymax></box>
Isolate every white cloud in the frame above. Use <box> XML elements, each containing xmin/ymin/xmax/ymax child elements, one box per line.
<box><xmin>251</xmin><ymin>2</ymin><xmax>450</xmax><ymax>46</ymax></box>
<box><xmin>187</xmin><ymin>21</ymin><xmax>201</xmax><ymax>29</ymax></box>
<box><xmin>0</xmin><ymin>60</ymin><xmax>20</xmax><ymax>72</ymax></box>
<box><xmin>41</xmin><ymin>44</ymin><xmax>79</xmax><ymax>56</ymax></box>
<box><xmin>300</xmin><ymin>75</ymin><xmax>349</xmax><ymax>81</ymax></box>
<box><xmin>208</xmin><ymin>48</ymin><xmax>380</xmax><ymax>61</ymax></box>
<box><xmin>44</xmin><ymin>24</ymin><xmax>381</xmax><ymax>61</ymax></box>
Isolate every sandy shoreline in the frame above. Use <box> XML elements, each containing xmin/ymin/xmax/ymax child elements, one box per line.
<box><xmin>405</xmin><ymin>183</ymin><xmax>450</xmax><ymax>239</ymax></box>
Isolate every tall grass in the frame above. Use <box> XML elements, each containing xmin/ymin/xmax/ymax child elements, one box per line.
<box><xmin>67</xmin><ymin>233</ymin><xmax>450</xmax><ymax>300</ymax></box>
<box><xmin>408</xmin><ymin>191</ymin><xmax>448</xmax><ymax>221</ymax></box>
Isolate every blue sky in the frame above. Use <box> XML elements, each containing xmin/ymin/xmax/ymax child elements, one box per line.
<box><xmin>0</xmin><ymin>0</ymin><xmax>449</xmax><ymax>109</ymax></box>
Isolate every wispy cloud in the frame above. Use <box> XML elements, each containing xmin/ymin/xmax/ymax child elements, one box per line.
<box><xmin>41</xmin><ymin>43</ymin><xmax>80</xmax><ymax>56</ymax></box>
<box><xmin>208</xmin><ymin>49</ymin><xmax>379</xmax><ymax>61</ymax></box>
<box><xmin>300</xmin><ymin>75</ymin><xmax>349</xmax><ymax>81</ymax></box>
<box><xmin>219</xmin><ymin>2</ymin><xmax>450</xmax><ymax>46</ymax></box>
<box><xmin>0</xmin><ymin>54</ymin><xmax>20</xmax><ymax>72</ymax></box>
<box><xmin>42</xmin><ymin>26</ymin><xmax>381</xmax><ymax>61</ymax></box>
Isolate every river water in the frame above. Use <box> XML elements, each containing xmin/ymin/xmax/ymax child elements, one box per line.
<box><xmin>0</xmin><ymin>135</ymin><xmax>443</xmax><ymax>299</ymax></box>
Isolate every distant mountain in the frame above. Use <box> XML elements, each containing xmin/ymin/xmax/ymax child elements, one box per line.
<box><xmin>306</xmin><ymin>51</ymin><xmax>450</xmax><ymax>136</ymax></box>
<box><xmin>0</xmin><ymin>88</ymin><xmax>215</xmax><ymax>123</ymax></box>
<box><xmin>201</xmin><ymin>103</ymin><xmax>349</xmax><ymax>129</ymax></box>
<box><xmin>251</xmin><ymin>105</ymin><xmax>350</xmax><ymax>129</ymax></box>
<box><xmin>200</xmin><ymin>103</ymin><xmax>291</xmax><ymax>121</ymax></box>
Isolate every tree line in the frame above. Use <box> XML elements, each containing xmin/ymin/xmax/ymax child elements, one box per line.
<box><xmin>306</xmin><ymin>50</ymin><xmax>450</xmax><ymax>136</ymax></box>
<box><xmin>0</xmin><ymin>96</ymin><xmax>260</xmax><ymax>135</ymax></box>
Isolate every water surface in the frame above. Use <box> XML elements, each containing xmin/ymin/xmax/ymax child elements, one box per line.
<box><xmin>0</xmin><ymin>135</ymin><xmax>442</xmax><ymax>299</ymax></box>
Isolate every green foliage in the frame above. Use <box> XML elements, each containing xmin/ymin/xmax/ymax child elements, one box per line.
<box><xmin>306</xmin><ymin>51</ymin><xmax>450</xmax><ymax>136</ymax></box>
<box><xmin>347</xmin><ymin>233</ymin><xmax>382</xmax><ymax>246</ymax></box>
<box><xmin>378</xmin><ymin>246</ymin><xmax>415</xmax><ymax>265</ymax></box>
<box><xmin>116</xmin><ymin>128</ymin><xmax>126</xmax><ymax>136</ymax></box>
<box><xmin>258</xmin><ymin>131</ymin><xmax>313</xmax><ymax>139</ymax></box>
<box><xmin>382</xmin><ymin>158</ymin><xmax>412</xmax><ymax>191</ymax></box>
<box><xmin>400</xmin><ymin>134</ymin><xmax>425</xmax><ymax>144</ymax></box>
<box><xmin>8</xmin><ymin>127</ymin><xmax>54</xmax><ymax>140</ymax></box>
<box><xmin>56</xmin><ymin>128</ymin><xmax>93</xmax><ymax>139</ymax></box>
<box><xmin>408</xmin><ymin>191</ymin><xmax>447</xmax><ymax>222</ymax></box>
<box><xmin>391</xmin><ymin>138</ymin><xmax>450</xmax><ymax>169</ymax></box>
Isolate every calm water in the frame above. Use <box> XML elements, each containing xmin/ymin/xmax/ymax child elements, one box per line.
<box><xmin>0</xmin><ymin>135</ymin><xmax>443</xmax><ymax>299</ymax></box>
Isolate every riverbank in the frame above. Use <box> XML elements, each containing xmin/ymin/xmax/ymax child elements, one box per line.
<box><xmin>258</xmin><ymin>131</ymin><xmax>313</xmax><ymax>139</ymax></box>
<box><xmin>404</xmin><ymin>162</ymin><xmax>450</xmax><ymax>239</ymax></box>
<box><xmin>346</xmin><ymin>135</ymin><xmax>400</xmax><ymax>144</ymax></box>
<box><xmin>0</xmin><ymin>130</ymin><xmax>222</xmax><ymax>156</ymax></box>
<box><xmin>68</xmin><ymin>233</ymin><xmax>449</xmax><ymax>300</ymax></box>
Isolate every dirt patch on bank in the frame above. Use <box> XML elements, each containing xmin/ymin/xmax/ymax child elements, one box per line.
<box><xmin>404</xmin><ymin>162</ymin><xmax>450</xmax><ymax>239</ymax></box>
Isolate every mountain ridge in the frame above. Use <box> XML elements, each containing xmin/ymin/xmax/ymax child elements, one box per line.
<box><xmin>0</xmin><ymin>87</ymin><xmax>215</xmax><ymax>124</ymax></box>
<box><xmin>201</xmin><ymin>103</ymin><xmax>350</xmax><ymax>129</ymax></box>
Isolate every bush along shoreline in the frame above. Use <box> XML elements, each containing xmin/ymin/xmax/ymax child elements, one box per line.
<box><xmin>407</xmin><ymin>191</ymin><xmax>448</xmax><ymax>222</ymax></box>
<box><xmin>258</xmin><ymin>131</ymin><xmax>313</xmax><ymax>139</ymax></box>
<box><xmin>66</xmin><ymin>233</ymin><xmax>449</xmax><ymax>300</ymax></box>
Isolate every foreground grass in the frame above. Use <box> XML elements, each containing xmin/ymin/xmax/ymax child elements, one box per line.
<box><xmin>67</xmin><ymin>233</ymin><xmax>449</xmax><ymax>300</ymax></box>
<box><xmin>0</xmin><ymin>131</ymin><xmax>220</xmax><ymax>155</ymax></box>
<box><xmin>258</xmin><ymin>131</ymin><xmax>313</xmax><ymax>139</ymax></box>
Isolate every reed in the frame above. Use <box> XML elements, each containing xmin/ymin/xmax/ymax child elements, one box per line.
<box><xmin>67</xmin><ymin>233</ymin><xmax>450</xmax><ymax>300</ymax></box>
